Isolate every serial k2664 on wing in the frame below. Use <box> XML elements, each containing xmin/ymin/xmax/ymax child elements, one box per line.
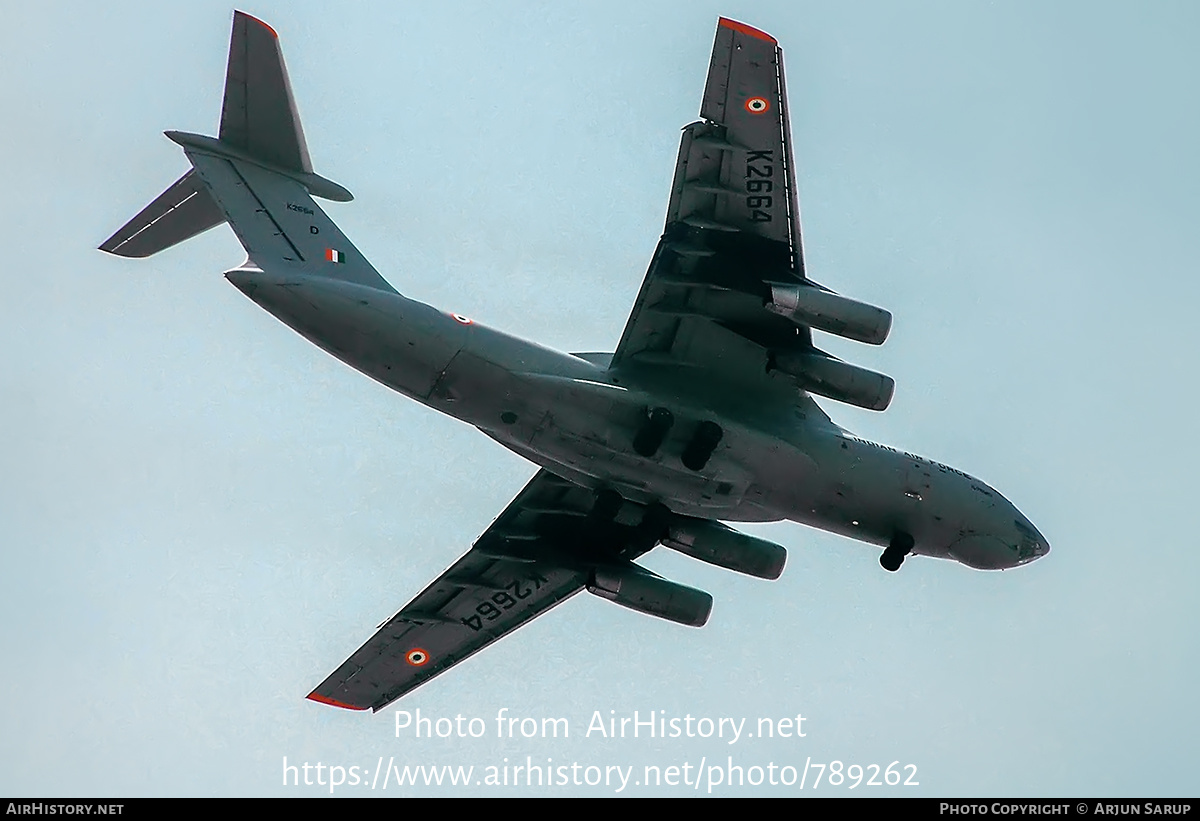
<box><xmin>101</xmin><ymin>13</ymin><xmax>1049</xmax><ymax>711</ymax></box>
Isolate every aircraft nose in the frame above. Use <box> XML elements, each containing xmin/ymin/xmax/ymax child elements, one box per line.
<box><xmin>1013</xmin><ymin>517</ymin><xmax>1049</xmax><ymax>564</ymax></box>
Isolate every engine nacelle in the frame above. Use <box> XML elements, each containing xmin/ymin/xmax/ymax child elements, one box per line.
<box><xmin>587</xmin><ymin>562</ymin><xmax>713</xmax><ymax>627</ymax></box>
<box><xmin>662</xmin><ymin>519</ymin><xmax>787</xmax><ymax>580</ymax></box>
<box><xmin>767</xmin><ymin>283</ymin><xmax>892</xmax><ymax>346</ymax></box>
<box><xmin>773</xmin><ymin>351</ymin><xmax>895</xmax><ymax>411</ymax></box>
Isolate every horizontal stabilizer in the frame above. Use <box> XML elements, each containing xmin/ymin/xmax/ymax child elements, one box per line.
<box><xmin>99</xmin><ymin>170</ymin><xmax>225</xmax><ymax>258</ymax></box>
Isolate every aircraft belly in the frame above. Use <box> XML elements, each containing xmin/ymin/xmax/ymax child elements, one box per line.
<box><xmin>227</xmin><ymin>270</ymin><xmax>467</xmax><ymax>400</ymax></box>
<box><xmin>766</xmin><ymin>434</ymin><xmax>1023</xmax><ymax>565</ymax></box>
<box><xmin>473</xmin><ymin>379</ymin><xmax>818</xmax><ymax>521</ymax></box>
<box><xmin>231</xmin><ymin>270</ymin><xmax>1010</xmax><ymax>565</ymax></box>
<box><xmin>493</xmin><ymin>436</ymin><xmax>782</xmax><ymax>521</ymax></box>
<box><xmin>946</xmin><ymin>533</ymin><xmax>1014</xmax><ymax>570</ymax></box>
<box><xmin>762</xmin><ymin>435</ymin><xmax>947</xmax><ymax>555</ymax></box>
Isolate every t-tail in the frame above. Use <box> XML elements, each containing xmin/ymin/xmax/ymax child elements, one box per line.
<box><xmin>100</xmin><ymin>11</ymin><xmax>395</xmax><ymax>295</ymax></box>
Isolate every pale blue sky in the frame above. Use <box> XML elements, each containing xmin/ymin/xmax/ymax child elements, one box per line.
<box><xmin>1</xmin><ymin>0</ymin><xmax>1197</xmax><ymax>796</ymax></box>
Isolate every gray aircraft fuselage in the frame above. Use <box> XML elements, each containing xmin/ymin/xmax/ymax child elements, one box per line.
<box><xmin>226</xmin><ymin>266</ymin><xmax>1049</xmax><ymax>572</ymax></box>
<box><xmin>100</xmin><ymin>11</ymin><xmax>1051</xmax><ymax>710</ymax></box>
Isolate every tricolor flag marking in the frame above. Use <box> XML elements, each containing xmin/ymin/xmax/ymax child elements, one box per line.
<box><xmin>325</xmin><ymin>248</ymin><xmax>346</xmax><ymax>263</ymax></box>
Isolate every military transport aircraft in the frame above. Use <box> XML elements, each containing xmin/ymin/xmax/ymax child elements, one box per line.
<box><xmin>101</xmin><ymin>12</ymin><xmax>1048</xmax><ymax>711</ymax></box>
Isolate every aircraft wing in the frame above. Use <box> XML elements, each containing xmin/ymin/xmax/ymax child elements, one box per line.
<box><xmin>308</xmin><ymin>470</ymin><xmax>661</xmax><ymax>711</ymax></box>
<box><xmin>612</xmin><ymin>18</ymin><xmax>813</xmax><ymax>376</ymax></box>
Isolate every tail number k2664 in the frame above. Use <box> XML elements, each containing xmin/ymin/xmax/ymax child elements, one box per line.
<box><xmin>745</xmin><ymin>150</ymin><xmax>774</xmax><ymax>222</ymax></box>
<box><xmin>460</xmin><ymin>572</ymin><xmax>551</xmax><ymax>631</ymax></box>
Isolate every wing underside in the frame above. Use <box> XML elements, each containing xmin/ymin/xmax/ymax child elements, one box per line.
<box><xmin>612</xmin><ymin>18</ymin><xmax>807</xmax><ymax>376</ymax></box>
<box><xmin>308</xmin><ymin>471</ymin><xmax>673</xmax><ymax>711</ymax></box>
<box><xmin>611</xmin><ymin>18</ymin><xmax>894</xmax><ymax>411</ymax></box>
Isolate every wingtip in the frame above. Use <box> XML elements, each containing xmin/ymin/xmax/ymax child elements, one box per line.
<box><xmin>718</xmin><ymin>17</ymin><xmax>777</xmax><ymax>45</ymax></box>
<box><xmin>234</xmin><ymin>9</ymin><xmax>278</xmax><ymax>39</ymax></box>
<box><xmin>97</xmin><ymin>243</ymin><xmax>135</xmax><ymax>258</ymax></box>
<box><xmin>307</xmin><ymin>691</ymin><xmax>369</xmax><ymax>711</ymax></box>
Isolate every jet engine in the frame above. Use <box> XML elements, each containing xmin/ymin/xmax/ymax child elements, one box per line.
<box><xmin>662</xmin><ymin>519</ymin><xmax>787</xmax><ymax>580</ymax></box>
<box><xmin>767</xmin><ymin>282</ymin><xmax>892</xmax><ymax>346</ymax></box>
<box><xmin>586</xmin><ymin>562</ymin><xmax>713</xmax><ymax>627</ymax></box>
<box><xmin>772</xmin><ymin>351</ymin><xmax>895</xmax><ymax>412</ymax></box>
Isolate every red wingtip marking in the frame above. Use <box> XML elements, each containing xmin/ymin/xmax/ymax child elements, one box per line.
<box><xmin>718</xmin><ymin>17</ymin><xmax>777</xmax><ymax>45</ymax></box>
<box><xmin>236</xmin><ymin>10</ymin><xmax>279</xmax><ymax>39</ymax></box>
<box><xmin>307</xmin><ymin>692</ymin><xmax>368</xmax><ymax>711</ymax></box>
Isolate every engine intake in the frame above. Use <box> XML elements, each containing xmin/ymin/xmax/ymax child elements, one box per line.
<box><xmin>768</xmin><ymin>283</ymin><xmax>892</xmax><ymax>346</ymax></box>
<box><xmin>587</xmin><ymin>562</ymin><xmax>712</xmax><ymax>627</ymax></box>
<box><xmin>662</xmin><ymin>519</ymin><xmax>787</xmax><ymax>580</ymax></box>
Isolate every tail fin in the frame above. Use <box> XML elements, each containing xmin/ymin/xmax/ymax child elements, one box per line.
<box><xmin>100</xmin><ymin>11</ymin><xmax>395</xmax><ymax>293</ymax></box>
<box><xmin>217</xmin><ymin>11</ymin><xmax>311</xmax><ymax>176</ymax></box>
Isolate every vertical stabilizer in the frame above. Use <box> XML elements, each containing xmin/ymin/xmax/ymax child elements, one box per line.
<box><xmin>219</xmin><ymin>11</ymin><xmax>312</xmax><ymax>174</ymax></box>
<box><xmin>100</xmin><ymin>11</ymin><xmax>395</xmax><ymax>294</ymax></box>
